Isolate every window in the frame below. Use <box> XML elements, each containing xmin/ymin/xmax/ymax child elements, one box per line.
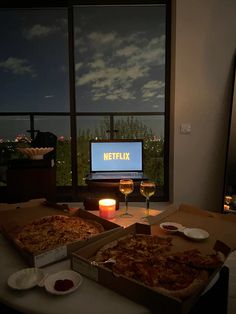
<box><xmin>0</xmin><ymin>8</ymin><xmax>69</xmax><ymax>113</ymax></box>
<box><xmin>0</xmin><ymin>1</ymin><xmax>171</xmax><ymax>202</ymax></box>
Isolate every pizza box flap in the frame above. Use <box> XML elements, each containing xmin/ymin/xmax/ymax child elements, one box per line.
<box><xmin>148</xmin><ymin>203</ymin><xmax>236</xmax><ymax>253</ymax></box>
<box><xmin>0</xmin><ymin>198</ymin><xmax>47</xmax><ymax>211</ymax></box>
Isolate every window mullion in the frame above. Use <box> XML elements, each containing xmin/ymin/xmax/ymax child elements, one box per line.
<box><xmin>68</xmin><ymin>5</ymin><xmax>78</xmax><ymax>195</ymax></box>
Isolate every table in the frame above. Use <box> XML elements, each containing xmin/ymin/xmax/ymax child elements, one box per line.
<box><xmin>0</xmin><ymin>205</ymin><xmax>228</xmax><ymax>314</ymax></box>
<box><xmin>88</xmin><ymin>204</ymin><xmax>166</xmax><ymax>228</ymax></box>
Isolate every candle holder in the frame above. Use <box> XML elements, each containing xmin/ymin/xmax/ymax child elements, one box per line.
<box><xmin>99</xmin><ymin>199</ymin><xmax>116</xmax><ymax>219</ymax></box>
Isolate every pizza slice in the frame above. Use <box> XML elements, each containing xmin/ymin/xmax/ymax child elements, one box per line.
<box><xmin>167</xmin><ymin>249</ymin><xmax>225</xmax><ymax>270</ymax></box>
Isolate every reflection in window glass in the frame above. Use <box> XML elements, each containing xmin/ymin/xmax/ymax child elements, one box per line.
<box><xmin>0</xmin><ymin>9</ymin><xmax>69</xmax><ymax>112</ymax></box>
<box><xmin>74</xmin><ymin>5</ymin><xmax>166</xmax><ymax>113</ymax></box>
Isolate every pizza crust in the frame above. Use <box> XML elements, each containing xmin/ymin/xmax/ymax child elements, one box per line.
<box><xmin>154</xmin><ymin>270</ymin><xmax>209</xmax><ymax>300</ymax></box>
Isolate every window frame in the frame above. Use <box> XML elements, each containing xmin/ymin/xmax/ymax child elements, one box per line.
<box><xmin>0</xmin><ymin>0</ymin><xmax>172</xmax><ymax>202</ymax></box>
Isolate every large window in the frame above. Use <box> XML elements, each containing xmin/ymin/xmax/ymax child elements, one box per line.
<box><xmin>0</xmin><ymin>1</ymin><xmax>171</xmax><ymax>202</ymax></box>
<box><xmin>0</xmin><ymin>8</ymin><xmax>69</xmax><ymax>113</ymax></box>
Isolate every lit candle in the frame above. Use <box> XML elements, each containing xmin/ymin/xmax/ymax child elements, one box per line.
<box><xmin>99</xmin><ymin>199</ymin><xmax>116</xmax><ymax>219</ymax></box>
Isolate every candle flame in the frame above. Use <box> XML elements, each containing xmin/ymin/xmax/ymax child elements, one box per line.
<box><xmin>99</xmin><ymin>199</ymin><xmax>116</xmax><ymax>206</ymax></box>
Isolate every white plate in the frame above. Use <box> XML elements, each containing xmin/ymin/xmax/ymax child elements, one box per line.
<box><xmin>7</xmin><ymin>268</ymin><xmax>44</xmax><ymax>290</ymax></box>
<box><xmin>160</xmin><ymin>221</ymin><xmax>184</xmax><ymax>233</ymax></box>
<box><xmin>183</xmin><ymin>228</ymin><xmax>209</xmax><ymax>241</ymax></box>
<box><xmin>44</xmin><ymin>270</ymin><xmax>83</xmax><ymax>295</ymax></box>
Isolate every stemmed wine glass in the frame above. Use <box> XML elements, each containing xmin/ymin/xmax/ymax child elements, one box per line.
<box><xmin>119</xmin><ymin>179</ymin><xmax>134</xmax><ymax>217</ymax></box>
<box><xmin>140</xmin><ymin>181</ymin><xmax>156</xmax><ymax>220</ymax></box>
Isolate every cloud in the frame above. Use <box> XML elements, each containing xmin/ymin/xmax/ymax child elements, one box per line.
<box><xmin>116</xmin><ymin>45</ymin><xmax>139</xmax><ymax>57</ymax></box>
<box><xmin>127</xmin><ymin>35</ymin><xmax>165</xmax><ymax>67</ymax></box>
<box><xmin>75</xmin><ymin>62</ymin><xmax>83</xmax><ymax>72</ymax></box>
<box><xmin>88</xmin><ymin>32</ymin><xmax>117</xmax><ymax>44</ymax></box>
<box><xmin>0</xmin><ymin>57</ymin><xmax>36</xmax><ymax>77</ymax></box>
<box><xmin>89</xmin><ymin>59</ymin><xmax>106</xmax><ymax>69</ymax></box>
<box><xmin>75</xmin><ymin>31</ymin><xmax>165</xmax><ymax>102</ymax></box>
<box><xmin>92</xmin><ymin>86</ymin><xmax>135</xmax><ymax>101</ymax></box>
<box><xmin>24</xmin><ymin>24</ymin><xmax>60</xmax><ymax>39</ymax></box>
<box><xmin>142</xmin><ymin>80</ymin><xmax>165</xmax><ymax>90</ymax></box>
<box><xmin>141</xmin><ymin>80</ymin><xmax>165</xmax><ymax>101</ymax></box>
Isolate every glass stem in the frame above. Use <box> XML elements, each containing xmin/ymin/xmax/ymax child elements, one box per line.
<box><xmin>145</xmin><ymin>197</ymin><xmax>150</xmax><ymax>217</ymax></box>
<box><xmin>125</xmin><ymin>194</ymin><xmax>128</xmax><ymax>214</ymax></box>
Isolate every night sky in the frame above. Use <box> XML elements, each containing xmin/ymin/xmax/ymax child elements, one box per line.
<box><xmin>0</xmin><ymin>5</ymin><xmax>166</xmax><ymax>139</ymax></box>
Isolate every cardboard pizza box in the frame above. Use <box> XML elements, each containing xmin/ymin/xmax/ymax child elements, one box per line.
<box><xmin>71</xmin><ymin>204</ymin><xmax>236</xmax><ymax>314</ymax></box>
<box><xmin>71</xmin><ymin>222</ymin><xmax>230</xmax><ymax>314</ymax></box>
<box><xmin>0</xmin><ymin>199</ymin><xmax>122</xmax><ymax>267</ymax></box>
<box><xmin>148</xmin><ymin>203</ymin><xmax>236</xmax><ymax>253</ymax></box>
<box><xmin>0</xmin><ymin>198</ymin><xmax>47</xmax><ymax>211</ymax></box>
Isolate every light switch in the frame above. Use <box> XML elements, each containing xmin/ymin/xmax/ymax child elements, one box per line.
<box><xmin>180</xmin><ymin>123</ymin><xmax>191</xmax><ymax>134</ymax></box>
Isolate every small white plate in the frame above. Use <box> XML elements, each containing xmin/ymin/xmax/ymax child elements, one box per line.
<box><xmin>183</xmin><ymin>228</ymin><xmax>209</xmax><ymax>241</ymax></box>
<box><xmin>44</xmin><ymin>270</ymin><xmax>83</xmax><ymax>295</ymax></box>
<box><xmin>160</xmin><ymin>221</ymin><xmax>184</xmax><ymax>233</ymax></box>
<box><xmin>7</xmin><ymin>268</ymin><xmax>44</xmax><ymax>290</ymax></box>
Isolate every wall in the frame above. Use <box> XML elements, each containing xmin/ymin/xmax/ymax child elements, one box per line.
<box><xmin>172</xmin><ymin>0</ymin><xmax>236</xmax><ymax>211</ymax></box>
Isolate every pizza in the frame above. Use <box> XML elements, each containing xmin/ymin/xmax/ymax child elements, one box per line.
<box><xmin>14</xmin><ymin>215</ymin><xmax>104</xmax><ymax>254</ymax></box>
<box><xmin>167</xmin><ymin>248</ymin><xmax>225</xmax><ymax>270</ymax></box>
<box><xmin>93</xmin><ymin>234</ymin><xmax>225</xmax><ymax>300</ymax></box>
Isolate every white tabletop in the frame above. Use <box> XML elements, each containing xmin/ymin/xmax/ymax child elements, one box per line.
<box><xmin>0</xmin><ymin>205</ymin><xmax>167</xmax><ymax>314</ymax></box>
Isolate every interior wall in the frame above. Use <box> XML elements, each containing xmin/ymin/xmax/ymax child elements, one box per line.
<box><xmin>172</xmin><ymin>0</ymin><xmax>236</xmax><ymax>211</ymax></box>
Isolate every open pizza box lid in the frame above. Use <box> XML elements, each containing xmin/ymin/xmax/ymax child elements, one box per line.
<box><xmin>0</xmin><ymin>199</ymin><xmax>122</xmax><ymax>268</ymax></box>
<box><xmin>148</xmin><ymin>203</ymin><xmax>236</xmax><ymax>254</ymax></box>
<box><xmin>71</xmin><ymin>220</ymin><xmax>229</xmax><ymax>314</ymax></box>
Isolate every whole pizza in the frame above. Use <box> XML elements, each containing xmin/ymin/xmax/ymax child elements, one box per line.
<box><xmin>93</xmin><ymin>234</ymin><xmax>225</xmax><ymax>300</ymax></box>
<box><xmin>14</xmin><ymin>215</ymin><xmax>104</xmax><ymax>254</ymax></box>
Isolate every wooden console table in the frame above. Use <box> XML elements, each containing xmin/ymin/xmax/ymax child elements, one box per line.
<box><xmin>7</xmin><ymin>166</ymin><xmax>56</xmax><ymax>202</ymax></box>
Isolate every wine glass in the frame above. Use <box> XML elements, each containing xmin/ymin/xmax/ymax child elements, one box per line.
<box><xmin>119</xmin><ymin>179</ymin><xmax>134</xmax><ymax>217</ymax></box>
<box><xmin>140</xmin><ymin>181</ymin><xmax>156</xmax><ymax>220</ymax></box>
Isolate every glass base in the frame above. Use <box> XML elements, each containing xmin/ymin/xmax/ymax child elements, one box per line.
<box><xmin>140</xmin><ymin>216</ymin><xmax>149</xmax><ymax>222</ymax></box>
<box><xmin>119</xmin><ymin>212</ymin><xmax>133</xmax><ymax>218</ymax></box>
